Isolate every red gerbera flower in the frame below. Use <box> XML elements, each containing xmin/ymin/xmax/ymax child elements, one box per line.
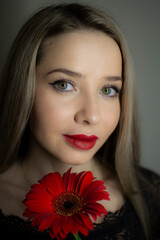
<box><xmin>23</xmin><ymin>168</ymin><xmax>110</xmax><ymax>240</ymax></box>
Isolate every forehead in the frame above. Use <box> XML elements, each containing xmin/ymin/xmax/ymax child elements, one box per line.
<box><xmin>38</xmin><ymin>30</ymin><xmax>122</xmax><ymax>77</ymax></box>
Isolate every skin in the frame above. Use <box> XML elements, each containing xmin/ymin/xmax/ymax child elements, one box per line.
<box><xmin>29</xmin><ymin>30</ymin><xmax>122</xmax><ymax>172</ymax></box>
<box><xmin>0</xmin><ymin>30</ymin><xmax>125</xmax><ymax>220</ymax></box>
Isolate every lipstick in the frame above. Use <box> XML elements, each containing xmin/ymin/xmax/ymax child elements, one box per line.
<box><xmin>63</xmin><ymin>134</ymin><xmax>98</xmax><ymax>150</ymax></box>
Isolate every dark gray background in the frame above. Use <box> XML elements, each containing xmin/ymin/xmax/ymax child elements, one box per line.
<box><xmin>0</xmin><ymin>0</ymin><xmax>160</xmax><ymax>174</ymax></box>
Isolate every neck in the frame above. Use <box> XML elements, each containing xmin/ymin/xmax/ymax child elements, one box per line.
<box><xmin>21</xmin><ymin>136</ymin><xmax>108</xmax><ymax>185</ymax></box>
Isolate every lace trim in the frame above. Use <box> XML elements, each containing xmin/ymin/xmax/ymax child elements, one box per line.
<box><xmin>0</xmin><ymin>200</ymin><xmax>129</xmax><ymax>233</ymax></box>
<box><xmin>93</xmin><ymin>201</ymin><xmax>129</xmax><ymax>230</ymax></box>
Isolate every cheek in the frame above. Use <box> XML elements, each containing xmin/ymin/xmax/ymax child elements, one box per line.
<box><xmin>29</xmin><ymin>93</ymin><xmax>71</xmax><ymax>136</ymax></box>
<box><xmin>102</xmin><ymin>102</ymin><xmax>120</xmax><ymax>136</ymax></box>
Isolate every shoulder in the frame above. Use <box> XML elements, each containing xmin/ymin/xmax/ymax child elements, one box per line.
<box><xmin>136</xmin><ymin>166</ymin><xmax>160</xmax><ymax>234</ymax></box>
<box><xmin>136</xmin><ymin>166</ymin><xmax>160</xmax><ymax>202</ymax></box>
<box><xmin>137</xmin><ymin>166</ymin><xmax>160</xmax><ymax>193</ymax></box>
<box><xmin>0</xmin><ymin>163</ymin><xmax>28</xmax><ymax>217</ymax></box>
<box><xmin>138</xmin><ymin>166</ymin><xmax>160</xmax><ymax>182</ymax></box>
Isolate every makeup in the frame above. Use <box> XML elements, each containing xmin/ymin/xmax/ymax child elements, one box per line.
<box><xmin>63</xmin><ymin>134</ymin><xmax>98</xmax><ymax>150</ymax></box>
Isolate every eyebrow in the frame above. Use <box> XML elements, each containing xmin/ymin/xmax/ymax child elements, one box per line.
<box><xmin>47</xmin><ymin>68</ymin><xmax>122</xmax><ymax>81</ymax></box>
<box><xmin>105</xmin><ymin>76</ymin><xmax>122</xmax><ymax>81</ymax></box>
<box><xmin>47</xmin><ymin>68</ymin><xmax>83</xmax><ymax>78</ymax></box>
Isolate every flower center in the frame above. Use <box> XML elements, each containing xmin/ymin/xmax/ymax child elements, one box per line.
<box><xmin>63</xmin><ymin>200</ymin><xmax>74</xmax><ymax>210</ymax></box>
<box><xmin>54</xmin><ymin>193</ymin><xmax>83</xmax><ymax>216</ymax></box>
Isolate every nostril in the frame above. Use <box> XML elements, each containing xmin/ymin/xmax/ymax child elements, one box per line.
<box><xmin>74</xmin><ymin>100</ymin><xmax>101</xmax><ymax>125</ymax></box>
<box><xmin>83</xmin><ymin>120</ymin><xmax>90</xmax><ymax>125</ymax></box>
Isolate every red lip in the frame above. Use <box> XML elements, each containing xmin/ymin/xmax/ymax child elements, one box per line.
<box><xmin>63</xmin><ymin>134</ymin><xmax>98</xmax><ymax>150</ymax></box>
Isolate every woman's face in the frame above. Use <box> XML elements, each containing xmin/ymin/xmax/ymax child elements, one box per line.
<box><xmin>29</xmin><ymin>30</ymin><xmax>122</xmax><ymax>165</ymax></box>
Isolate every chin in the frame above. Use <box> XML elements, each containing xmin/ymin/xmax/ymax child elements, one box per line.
<box><xmin>58</xmin><ymin>155</ymin><xmax>92</xmax><ymax>166</ymax></box>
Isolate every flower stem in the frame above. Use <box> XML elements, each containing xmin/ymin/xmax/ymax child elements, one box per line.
<box><xmin>73</xmin><ymin>233</ymin><xmax>81</xmax><ymax>240</ymax></box>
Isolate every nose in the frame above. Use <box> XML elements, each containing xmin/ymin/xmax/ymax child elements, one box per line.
<box><xmin>74</xmin><ymin>95</ymin><xmax>101</xmax><ymax>125</ymax></box>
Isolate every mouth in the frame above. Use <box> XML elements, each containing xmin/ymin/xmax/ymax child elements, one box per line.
<box><xmin>63</xmin><ymin>134</ymin><xmax>98</xmax><ymax>150</ymax></box>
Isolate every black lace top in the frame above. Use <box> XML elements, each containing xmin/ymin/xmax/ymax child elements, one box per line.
<box><xmin>0</xmin><ymin>168</ymin><xmax>160</xmax><ymax>240</ymax></box>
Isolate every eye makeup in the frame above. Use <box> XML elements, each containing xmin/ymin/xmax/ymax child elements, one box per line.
<box><xmin>49</xmin><ymin>78</ymin><xmax>76</xmax><ymax>93</ymax></box>
<box><xmin>100</xmin><ymin>84</ymin><xmax>121</xmax><ymax>98</ymax></box>
<box><xmin>49</xmin><ymin>78</ymin><xmax>121</xmax><ymax>98</ymax></box>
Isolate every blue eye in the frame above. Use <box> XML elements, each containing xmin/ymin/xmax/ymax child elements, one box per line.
<box><xmin>50</xmin><ymin>79</ymin><xmax>74</xmax><ymax>92</ymax></box>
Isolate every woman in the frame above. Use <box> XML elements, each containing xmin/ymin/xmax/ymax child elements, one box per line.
<box><xmin>0</xmin><ymin>3</ymin><xmax>159</xmax><ymax>240</ymax></box>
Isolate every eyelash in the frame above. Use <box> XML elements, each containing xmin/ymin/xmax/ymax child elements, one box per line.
<box><xmin>49</xmin><ymin>78</ymin><xmax>121</xmax><ymax>98</ymax></box>
<box><xmin>101</xmin><ymin>84</ymin><xmax>120</xmax><ymax>98</ymax></box>
<box><xmin>49</xmin><ymin>78</ymin><xmax>75</xmax><ymax>93</ymax></box>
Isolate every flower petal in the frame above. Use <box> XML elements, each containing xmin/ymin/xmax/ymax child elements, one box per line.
<box><xmin>75</xmin><ymin>171</ymin><xmax>93</xmax><ymax>194</ymax></box>
<box><xmin>74</xmin><ymin>221</ymin><xmax>89</xmax><ymax>236</ymax></box>
<box><xmin>83</xmin><ymin>211</ymin><xmax>97</xmax><ymax>221</ymax></box>
<box><xmin>84</xmin><ymin>191</ymin><xmax>110</xmax><ymax>202</ymax></box>
<box><xmin>78</xmin><ymin>171</ymin><xmax>93</xmax><ymax>196</ymax></box>
<box><xmin>82</xmin><ymin>208</ymin><xmax>100</xmax><ymax>220</ymax></box>
<box><xmin>24</xmin><ymin>199</ymin><xmax>53</xmax><ymax>213</ymax></box>
<box><xmin>61</xmin><ymin>216</ymin><xmax>73</xmax><ymax>237</ymax></box>
<box><xmin>63</xmin><ymin>168</ymin><xmax>77</xmax><ymax>192</ymax></box>
<box><xmin>23</xmin><ymin>168</ymin><xmax>110</xmax><ymax>239</ymax></box>
<box><xmin>63</xmin><ymin>168</ymin><xmax>71</xmax><ymax>189</ymax></box>
<box><xmin>23</xmin><ymin>209</ymin><xmax>36</xmax><ymax>219</ymax></box>
<box><xmin>68</xmin><ymin>217</ymin><xmax>79</xmax><ymax>235</ymax></box>
<box><xmin>82</xmin><ymin>180</ymin><xmax>107</xmax><ymax>198</ymax></box>
<box><xmin>50</xmin><ymin>216</ymin><xmax>65</xmax><ymax>239</ymax></box>
<box><xmin>72</xmin><ymin>171</ymin><xmax>85</xmax><ymax>192</ymax></box>
<box><xmin>25</xmin><ymin>192</ymin><xmax>51</xmax><ymax>202</ymax></box>
<box><xmin>38</xmin><ymin>214</ymin><xmax>59</xmax><ymax>231</ymax></box>
<box><xmin>68</xmin><ymin>173</ymin><xmax>77</xmax><ymax>192</ymax></box>
<box><xmin>84</xmin><ymin>202</ymin><xmax>107</xmax><ymax>215</ymax></box>
<box><xmin>39</xmin><ymin>172</ymin><xmax>65</xmax><ymax>197</ymax></box>
<box><xmin>73</xmin><ymin>213</ymin><xmax>93</xmax><ymax>231</ymax></box>
<box><xmin>25</xmin><ymin>184</ymin><xmax>51</xmax><ymax>198</ymax></box>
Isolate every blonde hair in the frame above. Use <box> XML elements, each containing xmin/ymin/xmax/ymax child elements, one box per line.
<box><xmin>0</xmin><ymin>3</ymin><xmax>150</xmax><ymax>238</ymax></box>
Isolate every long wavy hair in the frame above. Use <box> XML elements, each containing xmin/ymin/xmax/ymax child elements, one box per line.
<box><xmin>0</xmin><ymin>3</ymin><xmax>150</xmax><ymax>238</ymax></box>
